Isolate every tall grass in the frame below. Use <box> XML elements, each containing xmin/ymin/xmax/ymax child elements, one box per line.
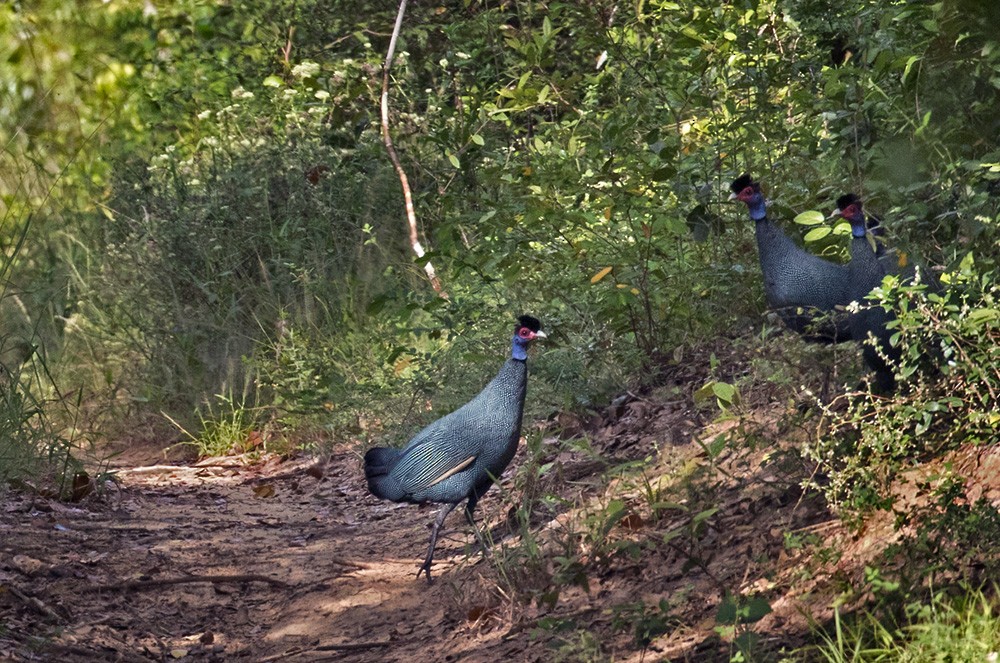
<box><xmin>0</xmin><ymin>203</ymin><xmax>80</xmax><ymax>492</ymax></box>
<box><xmin>807</xmin><ymin>589</ymin><xmax>1000</xmax><ymax>662</ymax></box>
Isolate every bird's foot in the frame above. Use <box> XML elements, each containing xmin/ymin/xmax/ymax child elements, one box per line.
<box><xmin>416</xmin><ymin>560</ymin><xmax>435</xmax><ymax>584</ymax></box>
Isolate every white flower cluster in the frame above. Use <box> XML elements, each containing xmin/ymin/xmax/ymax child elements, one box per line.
<box><xmin>291</xmin><ymin>61</ymin><xmax>321</xmax><ymax>79</ymax></box>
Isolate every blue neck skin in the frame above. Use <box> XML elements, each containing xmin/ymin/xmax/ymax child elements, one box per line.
<box><xmin>747</xmin><ymin>195</ymin><xmax>767</xmax><ymax>221</ymax></box>
<box><xmin>512</xmin><ymin>335</ymin><xmax>530</xmax><ymax>361</ymax></box>
<box><xmin>850</xmin><ymin>215</ymin><xmax>867</xmax><ymax>238</ymax></box>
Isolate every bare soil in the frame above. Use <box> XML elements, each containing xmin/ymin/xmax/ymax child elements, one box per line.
<box><xmin>2</xmin><ymin>372</ymin><xmax>896</xmax><ymax>663</ymax></box>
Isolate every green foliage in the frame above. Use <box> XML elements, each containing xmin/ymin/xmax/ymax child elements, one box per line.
<box><xmin>166</xmin><ymin>390</ymin><xmax>265</xmax><ymax>459</ymax></box>
<box><xmin>1</xmin><ymin>0</ymin><xmax>1000</xmax><ymax>617</ymax></box>
<box><xmin>0</xmin><ymin>346</ymin><xmax>83</xmax><ymax>497</ymax></box>
<box><xmin>530</xmin><ymin>617</ymin><xmax>605</xmax><ymax>663</ymax></box>
<box><xmin>805</xmin><ymin>266</ymin><xmax>1000</xmax><ymax>516</ymax></box>
<box><xmin>804</xmin><ymin>588</ymin><xmax>1000</xmax><ymax>663</ymax></box>
<box><xmin>85</xmin><ymin>61</ymin><xmax>413</xmax><ymax>421</ymax></box>
<box><xmin>612</xmin><ymin>599</ymin><xmax>674</xmax><ymax>649</ymax></box>
<box><xmin>8</xmin><ymin>0</ymin><xmax>1000</xmax><ymax>432</ymax></box>
<box><xmin>715</xmin><ymin>592</ymin><xmax>774</xmax><ymax>661</ymax></box>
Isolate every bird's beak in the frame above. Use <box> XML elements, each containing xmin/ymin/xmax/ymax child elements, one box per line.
<box><xmin>829</xmin><ymin>208</ymin><xmax>842</xmax><ymax>220</ymax></box>
<box><xmin>727</xmin><ymin>192</ymin><xmax>738</xmax><ymax>201</ymax></box>
<box><xmin>534</xmin><ymin>330</ymin><xmax>547</xmax><ymax>339</ymax></box>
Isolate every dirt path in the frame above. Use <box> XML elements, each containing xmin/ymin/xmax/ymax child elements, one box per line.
<box><xmin>2</xmin><ymin>447</ymin><xmax>551</xmax><ymax>662</ymax></box>
<box><xmin>2</xmin><ymin>389</ymin><xmax>856</xmax><ymax>662</ymax></box>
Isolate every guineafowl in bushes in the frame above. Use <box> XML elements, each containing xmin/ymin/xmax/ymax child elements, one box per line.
<box><xmin>729</xmin><ymin>174</ymin><xmax>853</xmax><ymax>342</ymax></box>
<box><xmin>364</xmin><ymin>315</ymin><xmax>546</xmax><ymax>582</ymax></box>
<box><xmin>835</xmin><ymin>194</ymin><xmax>901</xmax><ymax>392</ymax></box>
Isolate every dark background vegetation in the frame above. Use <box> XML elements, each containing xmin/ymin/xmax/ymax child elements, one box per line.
<box><xmin>2</xmin><ymin>0</ymin><xmax>999</xmax><ymax>657</ymax></box>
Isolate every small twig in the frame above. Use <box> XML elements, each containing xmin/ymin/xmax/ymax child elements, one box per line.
<box><xmin>7</xmin><ymin>584</ymin><xmax>63</xmax><ymax>621</ymax></box>
<box><xmin>282</xmin><ymin>26</ymin><xmax>295</xmax><ymax>65</ymax></box>
<box><xmin>38</xmin><ymin>642</ymin><xmax>154</xmax><ymax>663</ymax></box>
<box><xmin>114</xmin><ymin>464</ymin><xmax>191</xmax><ymax>475</ymax></box>
<box><xmin>250</xmin><ymin>458</ymin><xmax>325</xmax><ymax>484</ymax></box>
<box><xmin>380</xmin><ymin>0</ymin><xmax>446</xmax><ymax>296</ymax></box>
<box><xmin>84</xmin><ymin>573</ymin><xmax>288</xmax><ymax>593</ymax></box>
<box><xmin>258</xmin><ymin>640</ymin><xmax>395</xmax><ymax>662</ymax></box>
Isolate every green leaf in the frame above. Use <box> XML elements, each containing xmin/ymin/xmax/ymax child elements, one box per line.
<box><xmin>470</xmin><ymin>133</ymin><xmax>485</xmax><ymax>146</ymax></box>
<box><xmin>448</xmin><ymin>152</ymin><xmax>460</xmax><ymax>168</ymax></box>
<box><xmin>967</xmin><ymin>308</ymin><xmax>999</xmax><ymax>323</ymax></box>
<box><xmin>600</xmin><ymin>499</ymin><xmax>629</xmax><ymax>538</ymax></box>
<box><xmin>650</xmin><ymin>165</ymin><xmax>677</xmax><ymax>181</ymax></box>
<box><xmin>663</xmin><ymin>528</ymin><xmax>683</xmax><ymax>544</ymax></box>
<box><xmin>716</xmin><ymin>594</ymin><xmax>738</xmax><ymax>625</ymax></box>
<box><xmin>693</xmin><ymin>381</ymin><xmax>715</xmax><ymax>405</ymax></box>
<box><xmin>742</xmin><ymin>596</ymin><xmax>772</xmax><ymax>623</ymax></box>
<box><xmin>902</xmin><ymin>55</ymin><xmax>921</xmax><ymax>84</ymax></box>
<box><xmin>793</xmin><ymin>210</ymin><xmax>825</xmax><ymax>225</ymax></box>
<box><xmin>803</xmin><ymin>226</ymin><xmax>832</xmax><ymax>242</ymax></box>
<box><xmin>692</xmin><ymin>507</ymin><xmax>718</xmax><ymax>526</ymax></box>
<box><xmin>707</xmin><ymin>433</ymin><xmax>727</xmax><ymax>457</ymax></box>
<box><xmin>263</xmin><ymin>75</ymin><xmax>284</xmax><ymax>87</ymax></box>
<box><xmin>711</xmin><ymin>381</ymin><xmax>736</xmax><ymax>404</ymax></box>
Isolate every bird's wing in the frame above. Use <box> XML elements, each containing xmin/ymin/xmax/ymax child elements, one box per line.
<box><xmin>389</xmin><ymin>408</ymin><xmax>492</xmax><ymax>493</ymax></box>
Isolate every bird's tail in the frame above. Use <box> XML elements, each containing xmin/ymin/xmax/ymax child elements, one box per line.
<box><xmin>363</xmin><ymin>447</ymin><xmax>406</xmax><ymax>501</ymax></box>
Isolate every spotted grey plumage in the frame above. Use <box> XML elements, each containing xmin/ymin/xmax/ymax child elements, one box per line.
<box><xmin>836</xmin><ymin>193</ymin><xmax>900</xmax><ymax>392</ymax></box>
<box><xmin>729</xmin><ymin>174</ymin><xmax>853</xmax><ymax>342</ymax></box>
<box><xmin>364</xmin><ymin>315</ymin><xmax>545</xmax><ymax>582</ymax></box>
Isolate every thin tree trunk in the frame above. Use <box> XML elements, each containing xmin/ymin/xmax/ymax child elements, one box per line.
<box><xmin>381</xmin><ymin>0</ymin><xmax>446</xmax><ymax>296</ymax></box>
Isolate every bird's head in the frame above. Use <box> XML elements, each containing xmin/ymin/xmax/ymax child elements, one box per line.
<box><xmin>728</xmin><ymin>174</ymin><xmax>767</xmax><ymax>220</ymax></box>
<box><xmin>832</xmin><ymin>193</ymin><xmax>867</xmax><ymax>237</ymax></box>
<box><xmin>515</xmin><ymin>315</ymin><xmax>546</xmax><ymax>343</ymax></box>
<box><xmin>512</xmin><ymin>315</ymin><xmax>546</xmax><ymax>359</ymax></box>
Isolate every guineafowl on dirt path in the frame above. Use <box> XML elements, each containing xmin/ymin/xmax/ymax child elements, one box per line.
<box><xmin>835</xmin><ymin>194</ymin><xmax>900</xmax><ymax>393</ymax></box>
<box><xmin>729</xmin><ymin>174</ymin><xmax>853</xmax><ymax>343</ymax></box>
<box><xmin>364</xmin><ymin>315</ymin><xmax>546</xmax><ymax>582</ymax></box>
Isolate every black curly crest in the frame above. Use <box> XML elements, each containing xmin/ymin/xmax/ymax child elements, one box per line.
<box><xmin>730</xmin><ymin>173</ymin><xmax>757</xmax><ymax>193</ymax></box>
<box><xmin>836</xmin><ymin>193</ymin><xmax>862</xmax><ymax>210</ymax></box>
<box><xmin>516</xmin><ymin>315</ymin><xmax>542</xmax><ymax>332</ymax></box>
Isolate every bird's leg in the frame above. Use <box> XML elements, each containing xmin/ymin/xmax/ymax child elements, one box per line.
<box><xmin>417</xmin><ymin>502</ymin><xmax>458</xmax><ymax>583</ymax></box>
<box><xmin>464</xmin><ymin>499</ymin><xmax>492</xmax><ymax>560</ymax></box>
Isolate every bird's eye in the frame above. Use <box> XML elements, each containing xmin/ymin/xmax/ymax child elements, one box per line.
<box><xmin>742</xmin><ymin>187</ymin><xmax>753</xmax><ymax>197</ymax></box>
<box><xmin>518</xmin><ymin>328</ymin><xmax>532</xmax><ymax>338</ymax></box>
<box><xmin>845</xmin><ymin>204</ymin><xmax>858</xmax><ymax>216</ymax></box>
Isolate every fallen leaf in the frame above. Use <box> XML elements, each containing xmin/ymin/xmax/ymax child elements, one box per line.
<box><xmin>252</xmin><ymin>484</ymin><xmax>275</xmax><ymax>498</ymax></box>
<box><xmin>11</xmin><ymin>555</ymin><xmax>45</xmax><ymax>576</ymax></box>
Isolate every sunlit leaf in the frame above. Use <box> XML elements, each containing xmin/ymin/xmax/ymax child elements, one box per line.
<box><xmin>591</xmin><ymin>266</ymin><xmax>613</xmax><ymax>283</ymax></box>
<box><xmin>793</xmin><ymin>210</ymin><xmax>825</xmax><ymax>225</ymax></box>
<box><xmin>804</xmin><ymin>226</ymin><xmax>832</xmax><ymax>242</ymax></box>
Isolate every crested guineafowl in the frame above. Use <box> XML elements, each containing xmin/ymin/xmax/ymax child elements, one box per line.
<box><xmin>364</xmin><ymin>315</ymin><xmax>546</xmax><ymax>582</ymax></box>
<box><xmin>834</xmin><ymin>194</ymin><xmax>900</xmax><ymax>392</ymax></box>
<box><xmin>729</xmin><ymin>174</ymin><xmax>853</xmax><ymax>342</ymax></box>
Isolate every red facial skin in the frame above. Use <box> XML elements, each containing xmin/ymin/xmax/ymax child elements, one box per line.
<box><xmin>838</xmin><ymin>203</ymin><xmax>862</xmax><ymax>222</ymax></box>
<box><xmin>517</xmin><ymin>327</ymin><xmax>538</xmax><ymax>341</ymax></box>
<box><xmin>736</xmin><ymin>186</ymin><xmax>756</xmax><ymax>203</ymax></box>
